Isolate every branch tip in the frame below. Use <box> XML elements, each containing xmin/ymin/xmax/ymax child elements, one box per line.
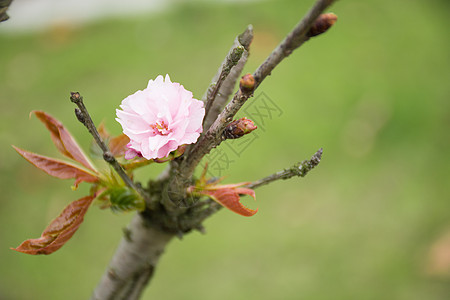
<box><xmin>294</xmin><ymin>147</ymin><xmax>323</xmax><ymax>177</ymax></box>
<box><xmin>70</xmin><ymin>91</ymin><xmax>82</xmax><ymax>104</ymax></box>
<box><xmin>238</xmin><ymin>24</ymin><xmax>254</xmax><ymax>50</ymax></box>
<box><xmin>310</xmin><ymin>147</ymin><xmax>323</xmax><ymax>167</ymax></box>
<box><xmin>177</xmin><ymin>0</ymin><xmax>336</xmax><ymax>184</ymax></box>
<box><xmin>70</xmin><ymin>92</ymin><xmax>151</xmax><ymax>207</ymax></box>
<box><xmin>247</xmin><ymin>148</ymin><xmax>324</xmax><ymax>189</ymax></box>
<box><xmin>222</xmin><ymin>117</ymin><xmax>257</xmax><ymax>140</ymax></box>
<box><xmin>306</xmin><ymin>13</ymin><xmax>338</xmax><ymax>38</ymax></box>
<box><xmin>253</xmin><ymin>0</ymin><xmax>337</xmax><ymax>88</ymax></box>
<box><xmin>202</xmin><ymin>42</ymin><xmax>246</xmax><ymax>129</ymax></box>
<box><xmin>199</xmin><ymin>24</ymin><xmax>254</xmax><ymax>134</ymax></box>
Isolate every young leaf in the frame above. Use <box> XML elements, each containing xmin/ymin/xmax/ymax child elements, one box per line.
<box><xmin>13</xmin><ymin>146</ymin><xmax>98</xmax><ymax>187</ymax></box>
<box><xmin>203</xmin><ymin>186</ymin><xmax>257</xmax><ymax>217</ymax></box>
<box><xmin>104</xmin><ymin>186</ymin><xmax>145</xmax><ymax>213</ymax></box>
<box><xmin>188</xmin><ymin>180</ymin><xmax>258</xmax><ymax>217</ymax></box>
<box><xmin>32</xmin><ymin>110</ymin><xmax>96</xmax><ymax>171</ymax></box>
<box><xmin>11</xmin><ymin>195</ymin><xmax>95</xmax><ymax>255</ymax></box>
<box><xmin>109</xmin><ymin>134</ymin><xmax>129</xmax><ymax>157</ymax></box>
<box><xmin>96</xmin><ymin>122</ymin><xmax>110</xmax><ymax>140</ymax></box>
<box><xmin>187</xmin><ymin>166</ymin><xmax>258</xmax><ymax>216</ymax></box>
<box><xmin>95</xmin><ymin>123</ymin><xmax>129</xmax><ymax>157</ymax></box>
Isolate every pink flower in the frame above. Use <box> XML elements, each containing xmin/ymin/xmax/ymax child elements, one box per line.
<box><xmin>116</xmin><ymin>75</ymin><xmax>205</xmax><ymax>160</ymax></box>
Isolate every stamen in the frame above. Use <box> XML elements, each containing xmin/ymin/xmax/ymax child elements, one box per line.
<box><xmin>150</xmin><ymin>120</ymin><xmax>171</xmax><ymax>135</ymax></box>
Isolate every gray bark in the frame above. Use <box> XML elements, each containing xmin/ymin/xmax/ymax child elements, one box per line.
<box><xmin>90</xmin><ymin>214</ymin><xmax>174</xmax><ymax>300</ymax></box>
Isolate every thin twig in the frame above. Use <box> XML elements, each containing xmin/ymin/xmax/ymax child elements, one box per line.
<box><xmin>247</xmin><ymin>148</ymin><xmax>323</xmax><ymax>189</ymax></box>
<box><xmin>253</xmin><ymin>0</ymin><xmax>335</xmax><ymax>89</ymax></box>
<box><xmin>203</xmin><ymin>46</ymin><xmax>244</xmax><ymax>128</ymax></box>
<box><xmin>166</xmin><ymin>26</ymin><xmax>253</xmax><ymax>212</ymax></box>
<box><xmin>69</xmin><ymin>92</ymin><xmax>151</xmax><ymax>206</ymax></box>
<box><xmin>180</xmin><ymin>88</ymin><xmax>253</xmax><ymax>179</ymax></box>
<box><xmin>177</xmin><ymin>0</ymin><xmax>336</xmax><ymax>184</ymax></box>
<box><xmin>202</xmin><ymin>25</ymin><xmax>254</xmax><ymax>131</ymax></box>
<box><xmin>190</xmin><ymin>148</ymin><xmax>323</xmax><ymax>226</ymax></box>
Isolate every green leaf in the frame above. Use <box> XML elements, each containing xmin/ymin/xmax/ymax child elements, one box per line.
<box><xmin>106</xmin><ymin>186</ymin><xmax>145</xmax><ymax>213</ymax></box>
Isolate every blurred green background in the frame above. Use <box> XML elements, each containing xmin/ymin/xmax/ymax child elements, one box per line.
<box><xmin>1</xmin><ymin>0</ymin><xmax>449</xmax><ymax>299</ymax></box>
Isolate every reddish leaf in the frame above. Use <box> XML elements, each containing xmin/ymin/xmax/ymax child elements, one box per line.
<box><xmin>13</xmin><ymin>146</ymin><xmax>98</xmax><ymax>186</ymax></box>
<box><xmin>96</xmin><ymin>122</ymin><xmax>110</xmax><ymax>140</ymax></box>
<box><xmin>201</xmin><ymin>186</ymin><xmax>257</xmax><ymax>217</ymax></box>
<box><xmin>187</xmin><ymin>167</ymin><xmax>258</xmax><ymax>217</ymax></box>
<box><xmin>11</xmin><ymin>195</ymin><xmax>95</xmax><ymax>255</ymax></box>
<box><xmin>32</xmin><ymin>111</ymin><xmax>95</xmax><ymax>171</ymax></box>
<box><xmin>96</xmin><ymin>123</ymin><xmax>129</xmax><ymax>157</ymax></box>
<box><xmin>109</xmin><ymin>134</ymin><xmax>130</xmax><ymax>157</ymax></box>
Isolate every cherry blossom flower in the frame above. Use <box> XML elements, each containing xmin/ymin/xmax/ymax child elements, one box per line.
<box><xmin>116</xmin><ymin>75</ymin><xmax>205</xmax><ymax>160</ymax></box>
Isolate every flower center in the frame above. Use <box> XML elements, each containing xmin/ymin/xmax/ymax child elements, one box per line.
<box><xmin>150</xmin><ymin>120</ymin><xmax>171</xmax><ymax>136</ymax></box>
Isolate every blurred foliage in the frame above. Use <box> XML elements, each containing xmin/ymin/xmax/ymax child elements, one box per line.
<box><xmin>1</xmin><ymin>0</ymin><xmax>449</xmax><ymax>299</ymax></box>
<box><xmin>104</xmin><ymin>186</ymin><xmax>145</xmax><ymax>213</ymax></box>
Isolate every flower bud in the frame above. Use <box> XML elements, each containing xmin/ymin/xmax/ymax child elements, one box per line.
<box><xmin>70</xmin><ymin>92</ymin><xmax>81</xmax><ymax>103</ymax></box>
<box><xmin>223</xmin><ymin>117</ymin><xmax>257</xmax><ymax>139</ymax></box>
<box><xmin>74</xmin><ymin>108</ymin><xmax>85</xmax><ymax>124</ymax></box>
<box><xmin>239</xmin><ymin>73</ymin><xmax>255</xmax><ymax>92</ymax></box>
<box><xmin>307</xmin><ymin>13</ymin><xmax>338</xmax><ymax>38</ymax></box>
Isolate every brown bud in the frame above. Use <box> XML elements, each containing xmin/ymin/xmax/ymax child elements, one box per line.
<box><xmin>74</xmin><ymin>108</ymin><xmax>85</xmax><ymax>124</ymax></box>
<box><xmin>239</xmin><ymin>73</ymin><xmax>255</xmax><ymax>92</ymax></box>
<box><xmin>70</xmin><ymin>91</ymin><xmax>81</xmax><ymax>103</ymax></box>
<box><xmin>223</xmin><ymin>117</ymin><xmax>257</xmax><ymax>139</ymax></box>
<box><xmin>307</xmin><ymin>13</ymin><xmax>338</xmax><ymax>38</ymax></box>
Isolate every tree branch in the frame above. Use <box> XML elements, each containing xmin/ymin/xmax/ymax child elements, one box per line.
<box><xmin>203</xmin><ymin>46</ymin><xmax>244</xmax><ymax>128</ymax></box>
<box><xmin>89</xmin><ymin>1</ymin><xmax>336</xmax><ymax>297</ymax></box>
<box><xmin>202</xmin><ymin>25</ymin><xmax>253</xmax><ymax>132</ymax></box>
<box><xmin>176</xmin><ymin>0</ymin><xmax>336</xmax><ymax>186</ymax></box>
<box><xmin>69</xmin><ymin>92</ymin><xmax>152</xmax><ymax>208</ymax></box>
<box><xmin>253</xmin><ymin>0</ymin><xmax>336</xmax><ymax>88</ymax></box>
<box><xmin>247</xmin><ymin>148</ymin><xmax>323</xmax><ymax>189</ymax></box>
<box><xmin>165</xmin><ymin>26</ymin><xmax>253</xmax><ymax>214</ymax></box>
<box><xmin>190</xmin><ymin>148</ymin><xmax>323</xmax><ymax>225</ymax></box>
<box><xmin>90</xmin><ymin>214</ymin><xmax>174</xmax><ymax>300</ymax></box>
